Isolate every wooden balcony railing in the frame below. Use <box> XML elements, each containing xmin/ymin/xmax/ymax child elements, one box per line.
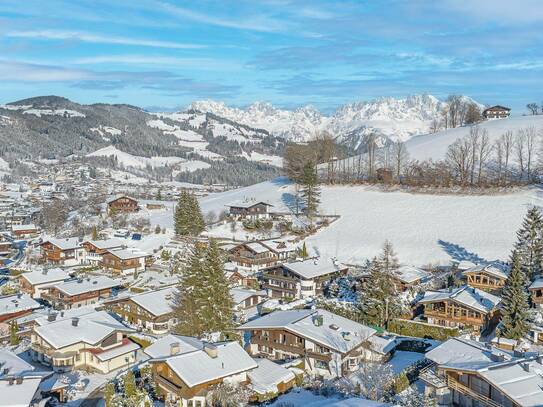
<box><xmin>425</xmin><ymin>310</ymin><xmax>484</xmax><ymax>326</ymax></box>
<box><xmin>447</xmin><ymin>376</ymin><xmax>502</xmax><ymax>407</ymax></box>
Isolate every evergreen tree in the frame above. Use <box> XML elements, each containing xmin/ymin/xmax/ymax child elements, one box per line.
<box><xmin>174</xmin><ymin>241</ymin><xmax>234</xmax><ymax>338</ymax></box>
<box><xmin>91</xmin><ymin>225</ymin><xmax>98</xmax><ymax>240</ymax></box>
<box><xmin>357</xmin><ymin>241</ymin><xmax>402</xmax><ymax>328</ymax></box>
<box><xmin>104</xmin><ymin>382</ymin><xmax>116</xmax><ymax>407</ymax></box>
<box><xmin>300</xmin><ymin>241</ymin><xmax>308</xmax><ymax>258</ymax></box>
<box><xmin>9</xmin><ymin>320</ymin><xmax>19</xmax><ymax>346</ymax></box>
<box><xmin>124</xmin><ymin>370</ymin><xmax>137</xmax><ymax>398</ymax></box>
<box><xmin>300</xmin><ymin>161</ymin><xmax>321</xmax><ymax>221</ymax></box>
<box><xmin>514</xmin><ymin>207</ymin><xmax>543</xmax><ymax>280</ymax></box>
<box><xmin>499</xmin><ymin>251</ymin><xmax>531</xmax><ymax>340</ymax></box>
<box><xmin>174</xmin><ymin>191</ymin><xmax>205</xmax><ymax>236</ymax></box>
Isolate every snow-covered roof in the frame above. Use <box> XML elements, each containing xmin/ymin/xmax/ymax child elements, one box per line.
<box><xmin>248</xmin><ymin>358</ymin><xmax>296</xmax><ymax>394</ymax></box>
<box><xmin>227</xmin><ymin>200</ymin><xmax>273</xmax><ymax>209</ymax></box>
<box><xmin>130</xmin><ymin>287</ymin><xmax>176</xmax><ymax>317</ymax></box>
<box><xmin>0</xmin><ymin>293</ymin><xmax>40</xmax><ymax>317</ymax></box>
<box><xmin>42</xmin><ymin>237</ymin><xmax>81</xmax><ymax>250</ymax></box>
<box><xmin>396</xmin><ymin>265</ymin><xmax>428</xmax><ymax>284</ymax></box>
<box><xmin>82</xmin><ymin>238</ymin><xmax>124</xmax><ymax>250</ymax></box>
<box><xmin>366</xmin><ymin>335</ymin><xmax>396</xmax><ymax>355</ymax></box>
<box><xmin>426</xmin><ymin>338</ymin><xmax>512</xmax><ymax>370</ymax></box>
<box><xmin>94</xmin><ymin>340</ymin><xmax>140</xmax><ymax>362</ymax></box>
<box><xmin>0</xmin><ymin>377</ymin><xmax>42</xmax><ymax>407</ymax></box>
<box><xmin>230</xmin><ymin>287</ymin><xmax>265</xmax><ymax>305</ymax></box>
<box><xmin>53</xmin><ymin>276</ymin><xmax>119</xmax><ymax>296</ymax></box>
<box><xmin>107</xmin><ymin>247</ymin><xmax>149</xmax><ymax>260</ymax></box>
<box><xmin>0</xmin><ymin>349</ymin><xmax>34</xmax><ymax>377</ymax></box>
<box><xmin>529</xmin><ymin>278</ymin><xmax>543</xmax><ymax>290</ymax></box>
<box><xmin>155</xmin><ymin>341</ymin><xmax>257</xmax><ymax>388</ymax></box>
<box><xmin>34</xmin><ymin>310</ymin><xmax>135</xmax><ymax>349</ymax></box>
<box><xmin>34</xmin><ymin>306</ymin><xmax>97</xmax><ymax>326</ymax></box>
<box><xmin>20</xmin><ymin>267</ymin><xmax>70</xmax><ymax>286</ymax></box>
<box><xmin>419</xmin><ymin>286</ymin><xmax>501</xmax><ymax>313</ymax></box>
<box><xmin>462</xmin><ymin>263</ymin><xmax>509</xmax><ymax>280</ymax></box>
<box><xmin>239</xmin><ymin>309</ymin><xmax>376</xmax><ymax>354</ymax></box>
<box><xmin>259</xmin><ymin>238</ymin><xmax>298</xmax><ymax>254</ymax></box>
<box><xmin>11</xmin><ymin>224</ymin><xmax>37</xmax><ymax>232</ymax></box>
<box><xmin>244</xmin><ymin>241</ymin><xmax>270</xmax><ymax>254</ymax></box>
<box><xmin>144</xmin><ymin>334</ymin><xmax>203</xmax><ymax>359</ymax></box>
<box><xmin>107</xmin><ymin>195</ymin><xmax>137</xmax><ymax>204</ymax></box>
<box><xmin>283</xmin><ymin>258</ymin><xmax>347</xmax><ymax>280</ymax></box>
<box><xmin>456</xmin><ymin>260</ymin><xmax>476</xmax><ymax>271</ymax></box>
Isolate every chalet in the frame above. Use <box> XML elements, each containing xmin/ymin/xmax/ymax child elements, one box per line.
<box><xmin>11</xmin><ymin>223</ymin><xmax>39</xmax><ymax>239</ymax></box>
<box><xmin>238</xmin><ymin>309</ymin><xmax>378</xmax><ymax>378</ymax></box>
<box><xmin>417</xmin><ymin>285</ymin><xmax>501</xmax><ymax>332</ymax></box>
<box><xmin>41</xmin><ymin>276</ymin><xmax>120</xmax><ymax>309</ymax></box>
<box><xmin>146</xmin><ymin>335</ymin><xmax>258</xmax><ymax>406</ymax></box>
<box><xmin>420</xmin><ymin>337</ymin><xmax>543</xmax><ymax>407</ymax></box>
<box><xmin>40</xmin><ymin>237</ymin><xmax>85</xmax><ymax>266</ymax></box>
<box><xmin>227</xmin><ymin>200</ymin><xmax>273</xmax><ymax>220</ymax></box>
<box><xmin>224</xmin><ymin>263</ymin><xmax>258</xmax><ymax>288</ymax></box>
<box><xmin>81</xmin><ymin>238</ymin><xmax>125</xmax><ymax>266</ymax></box>
<box><xmin>19</xmin><ymin>267</ymin><xmax>71</xmax><ymax>298</ymax></box>
<box><xmin>30</xmin><ymin>310</ymin><xmax>139</xmax><ymax>373</ymax></box>
<box><xmin>261</xmin><ymin>258</ymin><xmax>348</xmax><ymax>299</ymax></box>
<box><xmin>529</xmin><ymin>278</ymin><xmax>543</xmax><ymax>307</ymax></box>
<box><xmin>463</xmin><ymin>263</ymin><xmax>508</xmax><ymax>294</ymax></box>
<box><xmin>230</xmin><ymin>287</ymin><xmax>266</xmax><ymax>323</ymax></box>
<box><xmin>259</xmin><ymin>238</ymin><xmax>298</xmax><ymax>262</ymax></box>
<box><xmin>0</xmin><ymin>235</ymin><xmax>11</xmax><ymax>256</ymax></box>
<box><xmin>107</xmin><ymin>195</ymin><xmax>139</xmax><ymax>214</ymax></box>
<box><xmin>394</xmin><ymin>265</ymin><xmax>429</xmax><ymax>291</ymax></box>
<box><xmin>102</xmin><ymin>248</ymin><xmax>150</xmax><ymax>275</ymax></box>
<box><xmin>106</xmin><ymin>287</ymin><xmax>177</xmax><ymax>334</ymax></box>
<box><xmin>0</xmin><ymin>293</ymin><xmax>40</xmax><ymax>323</ymax></box>
<box><xmin>483</xmin><ymin>105</ymin><xmax>511</xmax><ymax>119</ymax></box>
<box><xmin>227</xmin><ymin>241</ymin><xmax>279</xmax><ymax>272</ymax></box>
<box><xmin>0</xmin><ymin>349</ymin><xmax>53</xmax><ymax>407</ymax></box>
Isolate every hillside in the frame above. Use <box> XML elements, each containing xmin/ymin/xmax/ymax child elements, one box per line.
<box><xmin>198</xmin><ymin>177</ymin><xmax>532</xmax><ymax>266</ymax></box>
<box><xmin>406</xmin><ymin>115</ymin><xmax>543</xmax><ymax>162</ymax></box>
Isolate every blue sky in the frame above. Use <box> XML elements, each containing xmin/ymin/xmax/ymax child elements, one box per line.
<box><xmin>0</xmin><ymin>0</ymin><xmax>542</xmax><ymax>112</ymax></box>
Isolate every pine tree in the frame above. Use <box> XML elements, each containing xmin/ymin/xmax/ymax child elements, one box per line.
<box><xmin>124</xmin><ymin>370</ymin><xmax>137</xmax><ymax>398</ymax></box>
<box><xmin>91</xmin><ymin>225</ymin><xmax>98</xmax><ymax>240</ymax></box>
<box><xmin>188</xmin><ymin>194</ymin><xmax>206</xmax><ymax>236</ymax></box>
<box><xmin>300</xmin><ymin>161</ymin><xmax>321</xmax><ymax>221</ymax></box>
<box><xmin>104</xmin><ymin>382</ymin><xmax>116</xmax><ymax>407</ymax></box>
<box><xmin>514</xmin><ymin>207</ymin><xmax>543</xmax><ymax>280</ymax></box>
<box><xmin>174</xmin><ymin>191</ymin><xmax>205</xmax><ymax>236</ymax></box>
<box><xmin>499</xmin><ymin>251</ymin><xmax>531</xmax><ymax>340</ymax></box>
<box><xmin>174</xmin><ymin>241</ymin><xmax>234</xmax><ymax>338</ymax></box>
<box><xmin>358</xmin><ymin>241</ymin><xmax>402</xmax><ymax>328</ymax></box>
<box><xmin>9</xmin><ymin>320</ymin><xmax>19</xmax><ymax>346</ymax></box>
<box><xmin>300</xmin><ymin>241</ymin><xmax>308</xmax><ymax>258</ymax></box>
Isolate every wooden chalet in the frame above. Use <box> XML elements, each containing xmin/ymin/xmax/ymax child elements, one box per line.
<box><xmin>40</xmin><ymin>237</ymin><xmax>84</xmax><ymax>266</ymax></box>
<box><xmin>463</xmin><ymin>264</ymin><xmax>508</xmax><ymax>294</ymax></box>
<box><xmin>102</xmin><ymin>248</ymin><xmax>150</xmax><ymax>275</ymax></box>
<box><xmin>105</xmin><ymin>287</ymin><xmax>176</xmax><ymax>334</ymax></box>
<box><xmin>529</xmin><ymin>278</ymin><xmax>543</xmax><ymax>307</ymax></box>
<box><xmin>107</xmin><ymin>196</ymin><xmax>139</xmax><ymax>214</ymax></box>
<box><xmin>80</xmin><ymin>238</ymin><xmax>124</xmax><ymax>266</ymax></box>
<box><xmin>483</xmin><ymin>105</ymin><xmax>511</xmax><ymax>119</ymax></box>
<box><xmin>19</xmin><ymin>268</ymin><xmax>71</xmax><ymax>298</ymax></box>
<box><xmin>421</xmin><ymin>338</ymin><xmax>543</xmax><ymax>407</ymax></box>
<box><xmin>261</xmin><ymin>258</ymin><xmax>348</xmax><ymax>299</ymax></box>
<box><xmin>227</xmin><ymin>241</ymin><xmax>278</xmax><ymax>271</ymax></box>
<box><xmin>238</xmin><ymin>309</ymin><xmax>378</xmax><ymax>378</ymax></box>
<box><xmin>11</xmin><ymin>224</ymin><xmax>39</xmax><ymax>239</ymax></box>
<box><xmin>417</xmin><ymin>286</ymin><xmax>501</xmax><ymax>332</ymax></box>
<box><xmin>227</xmin><ymin>200</ymin><xmax>273</xmax><ymax>220</ymax></box>
<box><xmin>0</xmin><ymin>293</ymin><xmax>40</xmax><ymax>323</ymax></box>
<box><xmin>41</xmin><ymin>276</ymin><xmax>119</xmax><ymax>310</ymax></box>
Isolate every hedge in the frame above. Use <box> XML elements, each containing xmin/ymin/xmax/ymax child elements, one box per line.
<box><xmin>388</xmin><ymin>318</ymin><xmax>460</xmax><ymax>341</ymax></box>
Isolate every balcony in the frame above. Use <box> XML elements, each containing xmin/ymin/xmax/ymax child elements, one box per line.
<box><xmin>419</xmin><ymin>364</ymin><xmax>447</xmax><ymax>389</ymax></box>
<box><xmin>156</xmin><ymin>374</ymin><xmax>182</xmax><ymax>394</ymax></box>
<box><xmin>424</xmin><ymin>310</ymin><xmax>484</xmax><ymax>326</ymax></box>
<box><xmin>447</xmin><ymin>375</ymin><xmax>502</xmax><ymax>407</ymax></box>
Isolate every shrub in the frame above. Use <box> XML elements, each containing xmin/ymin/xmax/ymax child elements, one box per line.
<box><xmin>388</xmin><ymin>319</ymin><xmax>460</xmax><ymax>340</ymax></box>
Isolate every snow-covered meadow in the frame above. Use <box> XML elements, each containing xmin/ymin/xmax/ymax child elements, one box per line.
<box><xmin>198</xmin><ymin>178</ymin><xmax>535</xmax><ymax>266</ymax></box>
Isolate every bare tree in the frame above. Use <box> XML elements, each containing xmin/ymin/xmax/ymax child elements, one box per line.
<box><xmin>446</xmin><ymin>137</ymin><xmax>473</xmax><ymax>185</ymax></box>
<box><xmin>495</xmin><ymin>138</ymin><xmax>504</xmax><ymax>184</ymax></box>
<box><xmin>515</xmin><ymin>130</ymin><xmax>527</xmax><ymax>180</ymax></box>
<box><xmin>522</xmin><ymin>126</ymin><xmax>537</xmax><ymax>181</ymax></box>
<box><xmin>501</xmin><ymin>131</ymin><xmax>514</xmax><ymax>184</ymax></box>
<box><xmin>476</xmin><ymin>129</ymin><xmax>492</xmax><ymax>185</ymax></box>
<box><xmin>527</xmin><ymin>103</ymin><xmax>539</xmax><ymax>115</ymax></box>
<box><xmin>365</xmin><ymin>133</ymin><xmax>378</xmax><ymax>180</ymax></box>
<box><xmin>392</xmin><ymin>141</ymin><xmax>409</xmax><ymax>181</ymax></box>
<box><xmin>468</xmin><ymin>126</ymin><xmax>480</xmax><ymax>184</ymax></box>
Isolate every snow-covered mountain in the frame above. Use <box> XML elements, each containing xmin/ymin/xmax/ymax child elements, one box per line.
<box><xmin>188</xmin><ymin>94</ymin><xmax>482</xmax><ymax>147</ymax></box>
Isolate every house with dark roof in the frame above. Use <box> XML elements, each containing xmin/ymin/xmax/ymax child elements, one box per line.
<box><xmin>483</xmin><ymin>105</ymin><xmax>511</xmax><ymax>119</ymax></box>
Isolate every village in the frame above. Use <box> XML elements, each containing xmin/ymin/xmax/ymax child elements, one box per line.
<box><xmin>0</xmin><ymin>153</ymin><xmax>542</xmax><ymax>407</ymax></box>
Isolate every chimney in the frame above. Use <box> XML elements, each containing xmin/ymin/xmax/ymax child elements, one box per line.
<box><xmin>521</xmin><ymin>362</ymin><xmax>531</xmax><ymax>372</ymax></box>
<box><xmin>170</xmin><ymin>342</ymin><xmax>180</xmax><ymax>356</ymax></box>
<box><xmin>60</xmin><ymin>311</ymin><xmax>65</xmax><ymax>317</ymax></box>
<box><xmin>203</xmin><ymin>343</ymin><xmax>218</xmax><ymax>359</ymax></box>
<box><xmin>47</xmin><ymin>312</ymin><xmax>57</xmax><ymax>322</ymax></box>
<box><xmin>42</xmin><ymin>268</ymin><xmax>48</xmax><ymax>275</ymax></box>
<box><xmin>8</xmin><ymin>378</ymin><xmax>14</xmax><ymax>385</ymax></box>
<box><xmin>72</xmin><ymin>317</ymin><xmax>79</xmax><ymax>327</ymax></box>
<box><xmin>537</xmin><ymin>355</ymin><xmax>543</xmax><ymax>365</ymax></box>
<box><xmin>312</xmin><ymin>315</ymin><xmax>323</xmax><ymax>327</ymax></box>
<box><xmin>342</xmin><ymin>331</ymin><xmax>352</xmax><ymax>341</ymax></box>
<box><xmin>15</xmin><ymin>377</ymin><xmax>23</xmax><ymax>385</ymax></box>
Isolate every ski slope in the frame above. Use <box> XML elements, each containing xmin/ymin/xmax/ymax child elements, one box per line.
<box><xmin>199</xmin><ymin>178</ymin><xmax>538</xmax><ymax>266</ymax></box>
<box><xmin>406</xmin><ymin>115</ymin><xmax>543</xmax><ymax>162</ymax></box>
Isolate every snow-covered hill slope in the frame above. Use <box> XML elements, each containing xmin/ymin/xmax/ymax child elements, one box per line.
<box><xmin>406</xmin><ymin>115</ymin><xmax>543</xmax><ymax>162</ymax></box>
<box><xmin>188</xmin><ymin>95</ymin><xmax>480</xmax><ymax>146</ymax></box>
<box><xmin>199</xmin><ymin>177</ymin><xmax>534</xmax><ymax>266</ymax></box>
<box><xmin>87</xmin><ymin>145</ymin><xmax>209</xmax><ymax>171</ymax></box>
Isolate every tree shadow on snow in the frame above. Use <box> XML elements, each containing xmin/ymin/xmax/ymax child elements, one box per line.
<box><xmin>438</xmin><ymin>240</ymin><xmax>486</xmax><ymax>264</ymax></box>
<box><xmin>281</xmin><ymin>192</ymin><xmax>299</xmax><ymax>214</ymax></box>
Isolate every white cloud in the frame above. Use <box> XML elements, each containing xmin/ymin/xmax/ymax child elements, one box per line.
<box><xmin>72</xmin><ymin>55</ymin><xmax>242</xmax><ymax>70</ymax></box>
<box><xmin>6</xmin><ymin>30</ymin><xmax>205</xmax><ymax>49</ymax></box>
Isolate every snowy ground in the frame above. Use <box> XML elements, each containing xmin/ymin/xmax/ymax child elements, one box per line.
<box><xmin>388</xmin><ymin>351</ymin><xmax>425</xmax><ymax>375</ymax></box>
<box><xmin>198</xmin><ymin>177</ymin><xmax>535</xmax><ymax>266</ymax></box>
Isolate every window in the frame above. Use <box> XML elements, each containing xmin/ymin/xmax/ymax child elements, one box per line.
<box><xmin>314</xmin><ymin>360</ymin><xmax>328</xmax><ymax>369</ymax></box>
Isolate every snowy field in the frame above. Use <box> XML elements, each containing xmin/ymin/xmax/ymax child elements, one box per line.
<box><xmin>198</xmin><ymin>178</ymin><xmax>536</xmax><ymax>266</ymax></box>
<box><xmin>406</xmin><ymin>115</ymin><xmax>543</xmax><ymax>162</ymax></box>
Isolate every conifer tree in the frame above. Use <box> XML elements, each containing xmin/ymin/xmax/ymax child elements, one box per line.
<box><xmin>300</xmin><ymin>241</ymin><xmax>308</xmax><ymax>258</ymax></box>
<box><xmin>300</xmin><ymin>161</ymin><xmax>321</xmax><ymax>221</ymax></box>
<box><xmin>188</xmin><ymin>194</ymin><xmax>206</xmax><ymax>235</ymax></box>
<box><xmin>174</xmin><ymin>241</ymin><xmax>234</xmax><ymax>338</ymax></box>
<box><xmin>9</xmin><ymin>320</ymin><xmax>19</xmax><ymax>346</ymax></box>
<box><xmin>358</xmin><ymin>241</ymin><xmax>402</xmax><ymax>328</ymax></box>
<box><xmin>514</xmin><ymin>207</ymin><xmax>543</xmax><ymax>280</ymax></box>
<box><xmin>91</xmin><ymin>225</ymin><xmax>98</xmax><ymax>240</ymax></box>
<box><xmin>104</xmin><ymin>382</ymin><xmax>116</xmax><ymax>407</ymax></box>
<box><xmin>174</xmin><ymin>190</ymin><xmax>205</xmax><ymax>236</ymax></box>
<box><xmin>124</xmin><ymin>370</ymin><xmax>137</xmax><ymax>398</ymax></box>
<box><xmin>499</xmin><ymin>250</ymin><xmax>531</xmax><ymax>340</ymax></box>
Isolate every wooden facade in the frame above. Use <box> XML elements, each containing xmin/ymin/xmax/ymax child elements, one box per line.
<box><xmin>42</xmin><ymin>286</ymin><xmax>113</xmax><ymax>310</ymax></box>
<box><xmin>464</xmin><ymin>271</ymin><xmax>506</xmax><ymax>294</ymax></box>
<box><xmin>422</xmin><ymin>299</ymin><xmax>499</xmax><ymax>332</ymax></box>
<box><xmin>483</xmin><ymin>105</ymin><xmax>510</xmax><ymax>119</ymax></box>
<box><xmin>228</xmin><ymin>202</ymin><xmax>271</xmax><ymax>220</ymax></box>
<box><xmin>228</xmin><ymin>243</ymin><xmax>278</xmax><ymax>270</ymax></box>
<box><xmin>106</xmin><ymin>297</ymin><xmax>174</xmax><ymax>334</ymax></box>
<box><xmin>102</xmin><ymin>252</ymin><xmax>146</xmax><ymax>275</ymax></box>
<box><xmin>108</xmin><ymin>196</ymin><xmax>139</xmax><ymax>213</ymax></box>
<box><xmin>529</xmin><ymin>285</ymin><xmax>543</xmax><ymax>306</ymax></box>
<box><xmin>40</xmin><ymin>241</ymin><xmax>81</xmax><ymax>265</ymax></box>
